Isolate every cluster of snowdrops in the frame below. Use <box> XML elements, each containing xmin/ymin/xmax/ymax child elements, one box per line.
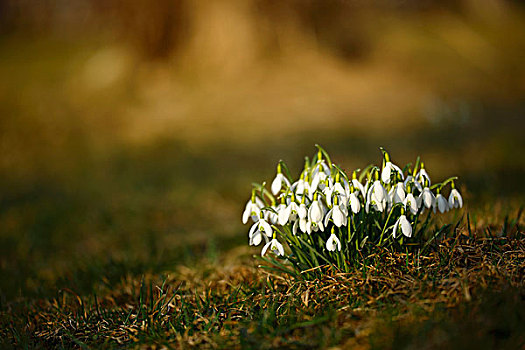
<box><xmin>242</xmin><ymin>146</ymin><xmax>463</xmax><ymax>273</ymax></box>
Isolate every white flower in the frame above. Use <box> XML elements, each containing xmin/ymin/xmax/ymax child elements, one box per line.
<box><xmin>352</xmin><ymin>178</ymin><xmax>366</xmax><ymax>197</ymax></box>
<box><xmin>448</xmin><ymin>188</ymin><xmax>463</xmax><ymax>209</ymax></box>
<box><xmin>416</xmin><ymin>164</ymin><xmax>431</xmax><ymax>186</ymax></box>
<box><xmin>271</xmin><ymin>172</ymin><xmax>291</xmax><ymax>195</ymax></box>
<box><xmin>277</xmin><ymin>203</ymin><xmax>291</xmax><ymax>226</ymax></box>
<box><xmin>242</xmin><ymin>197</ymin><xmax>263</xmax><ymax>224</ymax></box>
<box><xmin>326</xmin><ymin>233</ymin><xmax>341</xmax><ymax>251</ymax></box>
<box><xmin>381</xmin><ymin>161</ymin><xmax>403</xmax><ymax>184</ymax></box>
<box><xmin>308</xmin><ymin>199</ymin><xmax>323</xmax><ymax>223</ymax></box>
<box><xmin>298</xmin><ymin>203</ymin><xmax>307</xmax><ymax>219</ymax></box>
<box><xmin>403</xmin><ymin>193</ymin><xmax>418</xmax><ymax>215</ymax></box>
<box><xmin>419</xmin><ymin>187</ymin><xmax>435</xmax><ymax>209</ymax></box>
<box><xmin>393</xmin><ymin>214</ymin><xmax>412</xmax><ymax>238</ymax></box>
<box><xmin>261</xmin><ymin>238</ymin><xmax>285</xmax><ymax>257</ymax></box>
<box><xmin>349</xmin><ymin>192</ymin><xmax>361</xmax><ymax>214</ymax></box>
<box><xmin>248</xmin><ymin>217</ymin><xmax>272</xmax><ymax>246</ymax></box>
<box><xmin>292</xmin><ymin>177</ymin><xmax>309</xmax><ymax>197</ymax></box>
<box><xmin>324</xmin><ymin>204</ymin><xmax>347</xmax><ymax>228</ymax></box>
<box><xmin>266</xmin><ymin>206</ymin><xmax>279</xmax><ymax>225</ymax></box>
<box><xmin>389</xmin><ymin>182</ymin><xmax>406</xmax><ymax>204</ymax></box>
<box><xmin>366</xmin><ymin>180</ymin><xmax>388</xmax><ymax>212</ymax></box>
<box><xmin>434</xmin><ymin>193</ymin><xmax>449</xmax><ymax>213</ymax></box>
<box><xmin>311</xmin><ymin>167</ymin><xmax>331</xmax><ymax>192</ymax></box>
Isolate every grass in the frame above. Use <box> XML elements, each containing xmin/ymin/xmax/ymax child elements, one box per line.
<box><xmin>1</xmin><ymin>213</ymin><xmax>523</xmax><ymax>348</ymax></box>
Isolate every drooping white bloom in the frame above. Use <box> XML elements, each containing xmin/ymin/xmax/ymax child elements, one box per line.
<box><xmin>393</xmin><ymin>214</ymin><xmax>412</xmax><ymax>238</ymax></box>
<box><xmin>327</xmin><ymin>182</ymin><xmax>347</xmax><ymax>207</ymax></box>
<box><xmin>308</xmin><ymin>199</ymin><xmax>323</xmax><ymax>223</ymax></box>
<box><xmin>326</xmin><ymin>233</ymin><xmax>342</xmax><ymax>251</ymax></box>
<box><xmin>324</xmin><ymin>204</ymin><xmax>347</xmax><ymax>228</ymax></box>
<box><xmin>381</xmin><ymin>161</ymin><xmax>404</xmax><ymax>184</ymax></box>
<box><xmin>434</xmin><ymin>193</ymin><xmax>449</xmax><ymax>213</ymax></box>
<box><xmin>277</xmin><ymin>202</ymin><xmax>291</xmax><ymax>226</ymax></box>
<box><xmin>419</xmin><ymin>187</ymin><xmax>435</xmax><ymax>209</ymax></box>
<box><xmin>271</xmin><ymin>173</ymin><xmax>290</xmax><ymax>195</ymax></box>
<box><xmin>298</xmin><ymin>203</ymin><xmax>307</xmax><ymax>219</ymax></box>
<box><xmin>261</xmin><ymin>238</ymin><xmax>285</xmax><ymax>257</ymax></box>
<box><xmin>389</xmin><ymin>182</ymin><xmax>406</xmax><ymax>204</ymax></box>
<box><xmin>308</xmin><ymin>198</ymin><xmax>325</xmax><ymax>231</ymax></box>
<box><xmin>403</xmin><ymin>193</ymin><xmax>418</xmax><ymax>215</ymax></box>
<box><xmin>416</xmin><ymin>165</ymin><xmax>431</xmax><ymax>186</ymax></box>
<box><xmin>266</xmin><ymin>206</ymin><xmax>279</xmax><ymax>225</ymax></box>
<box><xmin>349</xmin><ymin>192</ymin><xmax>361</xmax><ymax>214</ymax></box>
<box><xmin>242</xmin><ymin>197</ymin><xmax>263</xmax><ymax>224</ymax></box>
<box><xmin>366</xmin><ymin>180</ymin><xmax>388</xmax><ymax>212</ymax></box>
<box><xmin>352</xmin><ymin>178</ymin><xmax>366</xmax><ymax>197</ymax></box>
<box><xmin>311</xmin><ymin>166</ymin><xmax>331</xmax><ymax>192</ymax></box>
<box><xmin>292</xmin><ymin>177</ymin><xmax>310</xmax><ymax>198</ymax></box>
<box><xmin>448</xmin><ymin>188</ymin><xmax>463</xmax><ymax>209</ymax></box>
<box><xmin>248</xmin><ymin>216</ymin><xmax>272</xmax><ymax>246</ymax></box>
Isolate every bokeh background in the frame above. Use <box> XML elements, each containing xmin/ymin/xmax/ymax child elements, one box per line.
<box><xmin>1</xmin><ymin>0</ymin><xmax>524</xmax><ymax>302</ymax></box>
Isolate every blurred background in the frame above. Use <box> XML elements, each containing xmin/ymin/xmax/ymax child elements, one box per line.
<box><xmin>1</xmin><ymin>0</ymin><xmax>524</xmax><ymax>302</ymax></box>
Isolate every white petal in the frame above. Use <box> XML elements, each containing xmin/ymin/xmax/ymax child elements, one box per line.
<box><xmin>250</xmin><ymin>231</ymin><xmax>262</xmax><ymax>246</ymax></box>
<box><xmin>271</xmin><ymin>174</ymin><xmax>282</xmax><ymax>195</ymax></box>
<box><xmin>299</xmin><ymin>218</ymin><xmax>307</xmax><ymax>233</ymax></box>
<box><xmin>392</xmin><ymin>218</ymin><xmax>399</xmax><ymax>238</ymax></box>
<box><xmin>400</xmin><ymin>215</ymin><xmax>412</xmax><ymax>237</ymax></box>
<box><xmin>248</xmin><ymin>222</ymin><xmax>258</xmax><ymax>237</ymax></box>
<box><xmin>261</xmin><ymin>241</ymin><xmax>272</xmax><ymax>256</ymax></box>
<box><xmin>292</xmin><ymin>220</ymin><xmax>298</xmax><ymax>235</ymax></box>
<box><xmin>333</xmin><ymin>206</ymin><xmax>345</xmax><ymax>227</ymax></box>
<box><xmin>278</xmin><ymin>205</ymin><xmax>291</xmax><ymax>226</ymax></box>
<box><xmin>350</xmin><ymin>193</ymin><xmax>360</xmax><ymax>213</ymax></box>
<box><xmin>324</xmin><ymin>208</ymin><xmax>333</xmax><ymax>227</ymax></box>
<box><xmin>309</xmin><ymin>201</ymin><xmax>322</xmax><ymax>222</ymax></box>
<box><xmin>242</xmin><ymin>206</ymin><xmax>251</xmax><ymax>224</ymax></box>
<box><xmin>381</xmin><ymin>162</ymin><xmax>392</xmax><ymax>183</ymax></box>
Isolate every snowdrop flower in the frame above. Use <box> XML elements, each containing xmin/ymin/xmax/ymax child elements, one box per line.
<box><xmin>326</xmin><ymin>228</ymin><xmax>342</xmax><ymax>251</ymax></box>
<box><xmin>351</xmin><ymin>170</ymin><xmax>366</xmax><ymax>197</ymax></box>
<box><xmin>448</xmin><ymin>186</ymin><xmax>463</xmax><ymax>209</ymax></box>
<box><xmin>261</xmin><ymin>237</ymin><xmax>285</xmax><ymax>257</ymax></box>
<box><xmin>248</xmin><ymin>213</ymin><xmax>273</xmax><ymax>246</ymax></box>
<box><xmin>277</xmin><ymin>200</ymin><xmax>290</xmax><ymax>226</ymax></box>
<box><xmin>381</xmin><ymin>151</ymin><xmax>404</xmax><ymax>184</ymax></box>
<box><xmin>403</xmin><ymin>192</ymin><xmax>418</xmax><ymax>215</ymax></box>
<box><xmin>308</xmin><ymin>194</ymin><xmax>325</xmax><ymax>232</ymax></box>
<box><xmin>271</xmin><ymin>163</ymin><xmax>291</xmax><ymax>195</ymax></box>
<box><xmin>242</xmin><ymin>193</ymin><xmax>263</xmax><ymax>224</ymax></box>
<box><xmin>366</xmin><ymin>177</ymin><xmax>388</xmax><ymax>212</ymax></box>
<box><xmin>266</xmin><ymin>205</ymin><xmax>279</xmax><ymax>225</ymax></box>
<box><xmin>349</xmin><ymin>190</ymin><xmax>361</xmax><ymax>214</ymax></box>
<box><xmin>324</xmin><ymin>197</ymin><xmax>347</xmax><ymax>228</ymax></box>
<box><xmin>389</xmin><ymin>182</ymin><xmax>406</xmax><ymax>205</ymax></box>
<box><xmin>419</xmin><ymin>187</ymin><xmax>435</xmax><ymax>209</ymax></box>
<box><xmin>416</xmin><ymin>162</ymin><xmax>431</xmax><ymax>186</ymax></box>
<box><xmin>393</xmin><ymin>213</ymin><xmax>412</xmax><ymax>238</ymax></box>
<box><xmin>298</xmin><ymin>200</ymin><xmax>308</xmax><ymax>220</ymax></box>
<box><xmin>434</xmin><ymin>193</ymin><xmax>449</xmax><ymax>213</ymax></box>
<box><xmin>311</xmin><ymin>166</ymin><xmax>331</xmax><ymax>192</ymax></box>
